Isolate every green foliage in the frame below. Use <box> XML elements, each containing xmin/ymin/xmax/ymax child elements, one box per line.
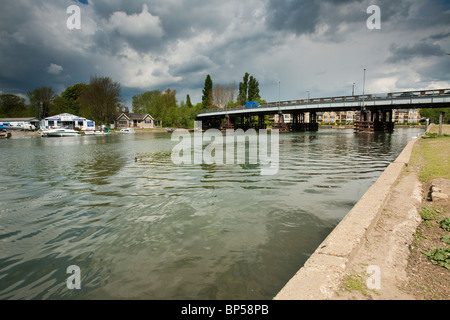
<box><xmin>247</xmin><ymin>75</ymin><xmax>261</xmax><ymax>102</ymax></box>
<box><xmin>132</xmin><ymin>89</ymin><xmax>199</xmax><ymax>128</ymax></box>
<box><xmin>186</xmin><ymin>94</ymin><xmax>193</xmax><ymax>108</ymax></box>
<box><xmin>424</xmin><ymin>132</ymin><xmax>450</xmax><ymax>138</ymax></box>
<box><xmin>341</xmin><ymin>272</ymin><xmax>379</xmax><ymax>297</ymax></box>
<box><xmin>238</xmin><ymin>72</ymin><xmax>261</xmax><ymax>105</ymax></box>
<box><xmin>424</xmin><ymin>248</ymin><xmax>450</xmax><ymax>270</ymax></box>
<box><xmin>27</xmin><ymin>87</ymin><xmax>55</xmax><ymax>119</ymax></box>
<box><xmin>420</xmin><ymin>207</ymin><xmax>441</xmax><ymax>221</ymax></box>
<box><xmin>440</xmin><ymin>218</ymin><xmax>450</xmax><ymax>232</ymax></box>
<box><xmin>420</xmin><ymin>108</ymin><xmax>450</xmax><ymax>124</ymax></box>
<box><xmin>49</xmin><ymin>83</ymin><xmax>88</xmax><ymax>116</ymax></box>
<box><xmin>79</xmin><ymin>76</ymin><xmax>121</xmax><ymax>125</ymax></box>
<box><xmin>202</xmin><ymin>74</ymin><xmax>213</xmax><ymax>111</ymax></box>
<box><xmin>0</xmin><ymin>94</ymin><xmax>27</xmax><ymax>117</ymax></box>
<box><xmin>441</xmin><ymin>235</ymin><xmax>450</xmax><ymax>245</ymax></box>
<box><xmin>238</xmin><ymin>73</ymin><xmax>249</xmax><ymax>105</ymax></box>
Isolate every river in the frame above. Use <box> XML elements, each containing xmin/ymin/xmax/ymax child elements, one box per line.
<box><xmin>0</xmin><ymin>127</ymin><xmax>424</xmax><ymax>299</ymax></box>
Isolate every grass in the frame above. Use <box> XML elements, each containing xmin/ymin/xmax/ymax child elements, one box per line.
<box><xmin>419</xmin><ymin>207</ymin><xmax>442</xmax><ymax>227</ymax></box>
<box><xmin>410</xmin><ymin>133</ymin><xmax>450</xmax><ymax>183</ymax></box>
<box><xmin>342</xmin><ymin>273</ymin><xmax>370</xmax><ymax>297</ymax></box>
<box><xmin>341</xmin><ymin>272</ymin><xmax>380</xmax><ymax>298</ymax></box>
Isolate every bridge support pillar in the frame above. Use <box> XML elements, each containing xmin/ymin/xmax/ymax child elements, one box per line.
<box><xmin>308</xmin><ymin>112</ymin><xmax>319</xmax><ymax>132</ymax></box>
<box><xmin>355</xmin><ymin>109</ymin><xmax>394</xmax><ymax>133</ymax></box>
<box><xmin>273</xmin><ymin>112</ymin><xmax>288</xmax><ymax>132</ymax></box>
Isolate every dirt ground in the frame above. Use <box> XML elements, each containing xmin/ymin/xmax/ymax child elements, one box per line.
<box><xmin>331</xmin><ymin>130</ymin><xmax>450</xmax><ymax>300</ymax></box>
<box><xmin>404</xmin><ymin>178</ymin><xmax>450</xmax><ymax>299</ymax></box>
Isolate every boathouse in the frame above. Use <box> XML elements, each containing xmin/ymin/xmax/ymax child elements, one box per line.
<box><xmin>116</xmin><ymin>113</ymin><xmax>155</xmax><ymax>129</ymax></box>
<box><xmin>41</xmin><ymin>113</ymin><xmax>95</xmax><ymax>131</ymax></box>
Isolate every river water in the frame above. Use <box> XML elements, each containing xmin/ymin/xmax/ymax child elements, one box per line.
<box><xmin>0</xmin><ymin>127</ymin><xmax>423</xmax><ymax>300</ymax></box>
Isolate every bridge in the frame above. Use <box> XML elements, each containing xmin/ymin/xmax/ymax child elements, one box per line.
<box><xmin>196</xmin><ymin>88</ymin><xmax>450</xmax><ymax>133</ymax></box>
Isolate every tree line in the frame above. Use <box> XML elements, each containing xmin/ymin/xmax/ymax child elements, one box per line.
<box><xmin>3</xmin><ymin>73</ymin><xmax>448</xmax><ymax>128</ymax></box>
<box><xmin>1</xmin><ymin>72</ymin><xmax>264</xmax><ymax>128</ymax></box>
<box><xmin>199</xmin><ymin>72</ymin><xmax>263</xmax><ymax>112</ymax></box>
<box><xmin>131</xmin><ymin>72</ymin><xmax>264</xmax><ymax>127</ymax></box>
<box><xmin>0</xmin><ymin>76</ymin><xmax>121</xmax><ymax>126</ymax></box>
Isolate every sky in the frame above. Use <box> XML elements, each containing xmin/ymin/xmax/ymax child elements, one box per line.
<box><xmin>0</xmin><ymin>0</ymin><xmax>449</xmax><ymax>109</ymax></box>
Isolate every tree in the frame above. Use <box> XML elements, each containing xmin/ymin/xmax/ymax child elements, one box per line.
<box><xmin>247</xmin><ymin>76</ymin><xmax>261</xmax><ymax>102</ymax></box>
<box><xmin>79</xmin><ymin>76</ymin><xmax>121</xmax><ymax>125</ymax></box>
<box><xmin>133</xmin><ymin>89</ymin><xmax>201</xmax><ymax>128</ymax></box>
<box><xmin>0</xmin><ymin>94</ymin><xmax>27</xmax><ymax>117</ymax></box>
<box><xmin>420</xmin><ymin>108</ymin><xmax>450</xmax><ymax>124</ymax></box>
<box><xmin>50</xmin><ymin>83</ymin><xmax>88</xmax><ymax>116</ymax></box>
<box><xmin>186</xmin><ymin>94</ymin><xmax>193</xmax><ymax>108</ymax></box>
<box><xmin>202</xmin><ymin>74</ymin><xmax>213</xmax><ymax>111</ymax></box>
<box><xmin>238</xmin><ymin>73</ymin><xmax>261</xmax><ymax>105</ymax></box>
<box><xmin>27</xmin><ymin>87</ymin><xmax>55</xmax><ymax>119</ymax></box>
<box><xmin>212</xmin><ymin>82</ymin><xmax>236</xmax><ymax>109</ymax></box>
<box><xmin>132</xmin><ymin>90</ymin><xmax>161</xmax><ymax>114</ymax></box>
<box><xmin>238</xmin><ymin>72</ymin><xmax>249</xmax><ymax>105</ymax></box>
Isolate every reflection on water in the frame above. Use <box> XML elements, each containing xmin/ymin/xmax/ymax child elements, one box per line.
<box><xmin>0</xmin><ymin>128</ymin><xmax>423</xmax><ymax>299</ymax></box>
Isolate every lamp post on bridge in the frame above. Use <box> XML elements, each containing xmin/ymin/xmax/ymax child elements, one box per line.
<box><xmin>362</xmin><ymin>69</ymin><xmax>366</xmax><ymax>112</ymax></box>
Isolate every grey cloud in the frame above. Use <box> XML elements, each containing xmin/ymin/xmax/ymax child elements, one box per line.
<box><xmin>170</xmin><ymin>56</ymin><xmax>215</xmax><ymax>76</ymax></box>
<box><xmin>386</xmin><ymin>42</ymin><xmax>446</xmax><ymax>63</ymax></box>
<box><xmin>0</xmin><ymin>0</ymin><xmax>449</xmax><ymax>106</ymax></box>
<box><xmin>428</xmin><ymin>32</ymin><xmax>450</xmax><ymax>41</ymax></box>
<box><xmin>266</xmin><ymin>0</ymin><xmax>321</xmax><ymax>35</ymax></box>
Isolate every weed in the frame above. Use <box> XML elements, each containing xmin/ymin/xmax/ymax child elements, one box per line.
<box><xmin>441</xmin><ymin>235</ymin><xmax>450</xmax><ymax>245</ymax></box>
<box><xmin>420</xmin><ymin>207</ymin><xmax>441</xmax><ymax>227</ymax></box>
<box><xmin>414</xmin><ymin>226</ymin><xmax>426</xmax><ymax>242</ymax></box>
<box><xmin>424</xmin><ymin>248</ymin><xmax>450</xmax><ymax>270</ymax></box>
<box><xmin>342</xmin><ymin>273</ymin><xmax>370</xmax><ymax>296</ymax></box>
<box><xmin>440</xmin><ymin>218</ymin><xmax>450</xmax><ymax>232</ymax></box>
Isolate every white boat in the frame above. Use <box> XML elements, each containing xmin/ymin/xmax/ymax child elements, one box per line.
<box><xmin>41</xmin><ymin>128</ymin><xmax>81</xmax><ymax>137</ymax></box>
<box><xmin>91</xmin><ymin>130</ymin><xmax>111</xmax><ymax>135</ymax></box>
<box><xmin>84</xmin><ymin>127</ymin><xmax>112</xmax><ymax>135</ymax></box>
<box><xmin>118</xmin><ymin>128</ymin><xmax>136</xmax><ymax>134</ymax></box>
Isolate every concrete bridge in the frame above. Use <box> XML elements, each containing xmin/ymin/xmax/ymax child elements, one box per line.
<box><xmin>196</xmin><ymin>88</ymin><xmax>450</xmax><ymax>133</ymax></box>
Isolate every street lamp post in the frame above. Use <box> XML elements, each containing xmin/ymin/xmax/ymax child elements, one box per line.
<box><xmin>362</xmin><ymin>69</ymin><xmax>366</xmax><ymax>112</ymax></box>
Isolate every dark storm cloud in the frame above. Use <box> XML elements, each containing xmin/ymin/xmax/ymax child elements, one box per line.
<box><xmin>0</xmin><ymin>0</ymin><xmax>449</xmax><ymax>105</ymax></box>
<box><xmin>386</xmin><ymin>42</ymin><xmax>446</xmax><ymax>63</ymax></box>
<box><xmin>169</xmin><ymin>56</ymin><xmax>215</xmax><ymax>76</ymax></box>
<box><xmin>263</xmin><ymin>0</ymin><xmax>417</xmax><ymax>40</ymax></box>
<box><xmin>428</xmin><ymin>32</ymin><xmax>450</xmax><ymax>41</ymax></box>
<box><xmin>265</xmin><ymin>0</ymin><xmax>321</xmax><ymax>35</ymax></box>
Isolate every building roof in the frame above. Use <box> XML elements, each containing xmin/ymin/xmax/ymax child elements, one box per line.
<box><xmin>117</xmin><ymin>113</ymin><xmax>154</xmax><ymax>120</ymax></box>
<box><xmin>44</xmin><ymin>113</ymin><xmax>93</xmax><ymax>121</ymax></box>
<box><xmin>0</xmin><ymin>117</ymin><xmax>39</xmax><ymax>122</ymax></box>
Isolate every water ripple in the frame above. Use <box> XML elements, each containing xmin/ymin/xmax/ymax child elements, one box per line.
<box><xmin>0</xmin><ymin>128</ymin><xmax>424</xmax><ymax>299</ymax></box>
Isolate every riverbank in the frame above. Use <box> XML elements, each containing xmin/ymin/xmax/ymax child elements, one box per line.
<box><xmin>4</xmin><ymin>128</ymin><xmax>169</xmax><ymax>139</ymax></box>
<box><xmin>275</xmin><ymin>124</ymin><xmax>449</xmax><ymax>300</ymax></box>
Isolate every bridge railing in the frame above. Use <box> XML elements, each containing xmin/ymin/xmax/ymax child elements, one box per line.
<box><xmin>200</xmin><ymin>88</ymin><xmax>450</xmax><ymax>114</ymax></box>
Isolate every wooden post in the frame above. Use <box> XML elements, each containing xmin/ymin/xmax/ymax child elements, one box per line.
<box><xmin>439</xmin><ymin>111</ymin><xmax>445</xmax><ymax>136</ymax></box>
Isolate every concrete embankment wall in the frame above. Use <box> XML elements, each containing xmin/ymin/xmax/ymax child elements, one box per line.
<box><xmin>274</xmin><ymin>135</ymin><xmax>421</xmax><ymax>300</ymax></box>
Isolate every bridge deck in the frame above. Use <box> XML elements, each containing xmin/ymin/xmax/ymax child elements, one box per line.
<box><xmin>197</xmin><ymin>89</ymin><xmax>450</xmax><ymax>118</ymax></box>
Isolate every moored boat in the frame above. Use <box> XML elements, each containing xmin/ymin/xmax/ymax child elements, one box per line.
<box><xmin>118</xmin><ymin>128</ymin><xmax>136</xmax><ymax>134</ymax></box>
<box><xmin>41</xmin><ymin>128</ymin><xmax>81</xmax><ymax>137</ymax></box>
